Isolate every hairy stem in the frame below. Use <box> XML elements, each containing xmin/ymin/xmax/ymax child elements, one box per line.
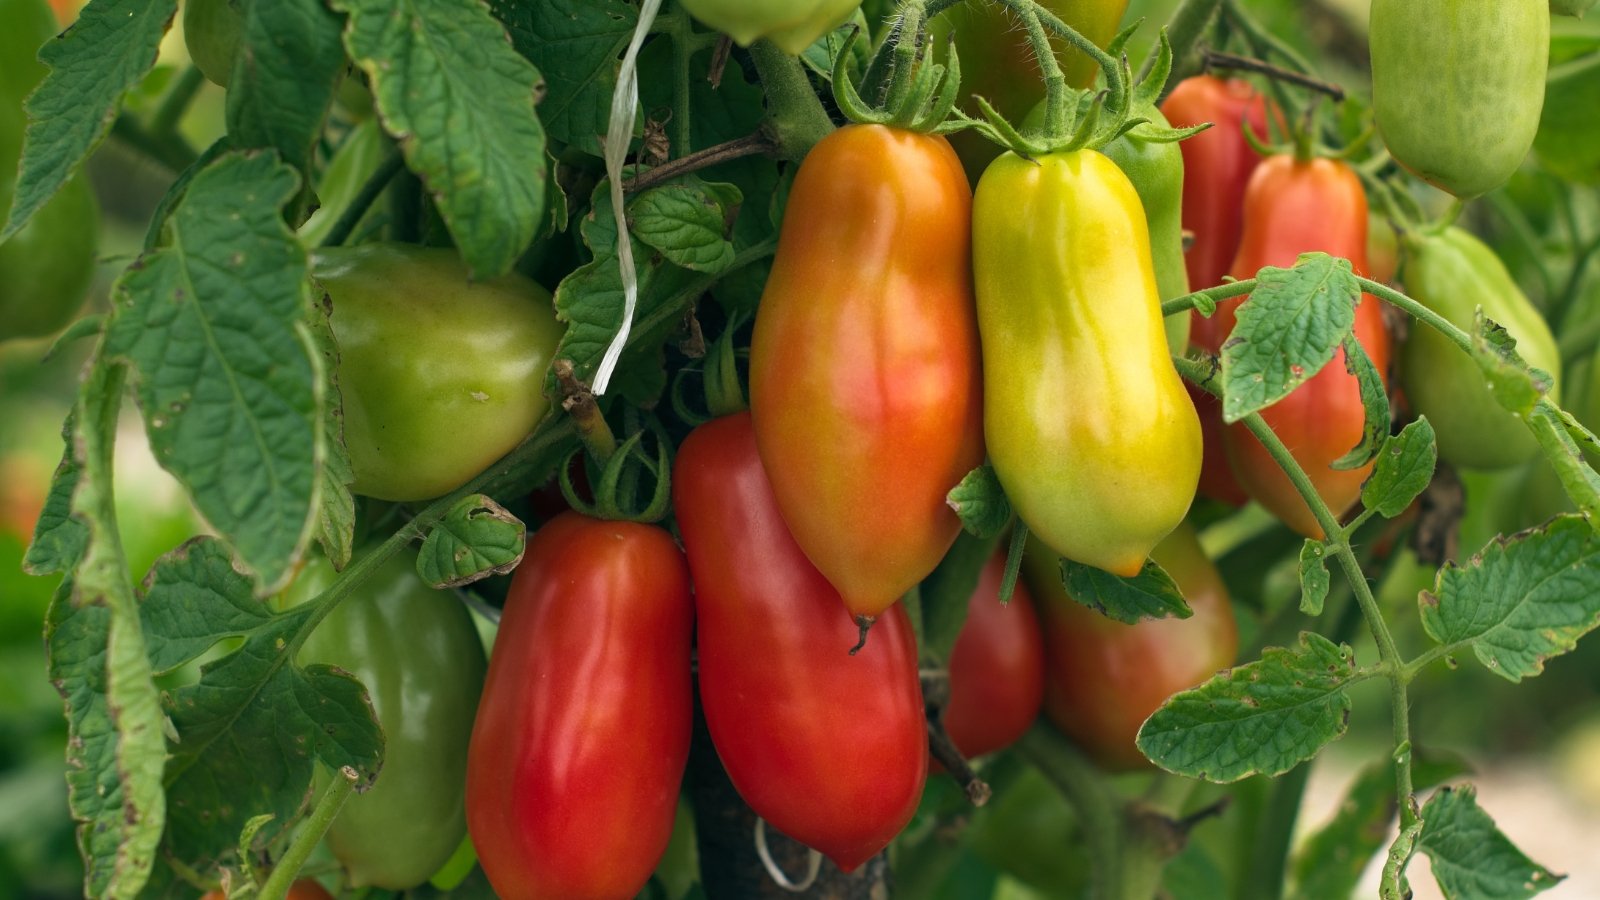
<box><xmin>748</xmin><ymin>41</ymin><xmax>834</xmax><ymax>160</ymax></box>
<box><xmin>256</xmin><ymin>769</ymin><xmax>356</xmax><ymax>900</ymax></box>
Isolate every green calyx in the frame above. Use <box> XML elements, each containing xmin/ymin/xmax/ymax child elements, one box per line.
<box><xmin>559</xmin><ymin>417</ymin><xmax>674</xmax><ymax>524</ymax></box>
<box><xmin>832</xmin><ymin>9</ymin><xmax>962</xmax><ymax>132</ymax></box>
<box><xmin>978</xmin><ymin>29</ymin><xmax>1204</xmax><ymax>160</ymax></box>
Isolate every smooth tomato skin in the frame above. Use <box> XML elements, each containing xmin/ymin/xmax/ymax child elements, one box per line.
<box><xmin>931</xmin><ymin>0</ymin><xmax>1129</xmax><ymax>176</ymax></box>
<box><xmin>1218</xmin><ymin>156</ymin><xmax>1392</xmax><ymax>539</ymax></box>
<box><xmin>1371</xmin><ymin>0</ymin><xmax>1547</xmax><ymax>199</ymax></box>
<box><xmin>465</xmin><ymin>512</ymin><xmax>693</xmax><ymax>900</ymax></box>
<box><xmin>1026</xmin><ymin>523</ymin><xmax>1236</xmax><ymax>770</ymax></box>
<box><xmin>1160</xmin><ymin>76</ymin><xmax>1272</xmax><ymax>309</ymax></box>
<box><xmin>974</xmin><ymin>149</ymin><xmax>1201</xmax><ymax>577</ymax></box>
<box><xmin>1399</xmin><ymin>227</ymin><xmax>1561</xmax><ymax>470</ymax></box>
<box><xmin>678</xmin><ymin>0</ymin><xmax>861</xmax><ymax>54</ymax></box>
<box><xmin>943</xmin><ymin>552</ymin><xmax>1045</xmax><ymax>760</ymax></box>
<box><xmin>750</xmin><ymin>125</ymin><xmax>983</xmax><ymax>619</ymax></box>
<box><xmin>280</xmin><ymin>547</ymin><xmax>486</xmax><ymax>890</ymax></box>
<box><xmin>674</xmin><ymin>413</ymin><xmax>928</xmax><ymax>873</ymax></box>
<box><xmin>312</xmin><ymin>244</ymin><xmax>562</xmax><ymax>502</ymax></box>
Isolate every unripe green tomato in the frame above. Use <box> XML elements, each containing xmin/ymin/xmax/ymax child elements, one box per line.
<box><xmin>280</xmin><ymin>545</ymin><xmax>487</xmax><ymax>889</ymax></box>
<box><xmin>678</xmin><ymin>0</ymin><xmax>861</xmax><ymax>55</ymax></box>
<box><xmin>1399</xmin><ymin>227</ymin><xmax>1561</xmax><ymax>470</ymax></box>
<box><xmin>311</xmin><ymin>244</ymin><xmax>562</xmax><ymax>502</ymax></box>
<box><xmin>0</xmin><ymin>0</ymin><xmax>99</xmax><ymax>343</ymax></box>
<box><xmin>183</xmin><ymin>0</ymin><xmax>243</xmax><ymax>88</ymax></box>
<box><xmin>1370</xmin><ymin>0</ymin><xmax>1549</xmax><ymax>198</ymax></box>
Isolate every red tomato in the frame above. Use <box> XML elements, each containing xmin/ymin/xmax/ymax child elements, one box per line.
<box><xmin>1026</xmin><ymin>523</ymin><xmax>1236</xmax><ymax>770</ymax></box>
<box><xmin>674</xmin><ymin>413</ymin><xmax>928</xmax><ymax>873</ymax></box>
<box><xmin>465</xmin><ymin>512</ymin><xmax>693</xmax><ymax>900</ymax></box>
<box><xmin>1218</xmin><ymin>156</ymin><xmax>1392</xmax><ymax>539</ymax></box>
<box><xmin>1160</xmin><ymin>75</ymin><xmax>1274</xmax><ymax>309</ymax></box>
<box><xmin>1160</xmin><ymin>76</ymin><xmax>1273</xmax><ymax>507</ymax></box>
<box><xmin>943</xmin><ymin>552</ymin><xmax>1045</xmax><ymax>760</ymax></box>
<box><xmin>750</xmin><ymin>124</ymin><xmax>984</xmax><ymax>622</ymax></box>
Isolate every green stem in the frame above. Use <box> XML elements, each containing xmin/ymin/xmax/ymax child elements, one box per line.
<box><xmin>748</xmin><ymin>41</ymin><xmax>835</xmax><ymax>160</ymax></box>
<box><xmin>111</xmin><ymin>116</ymin><xmax>198</xmax><ymax>173</ymax></box>
<box><xmin>1358</xmin><ymin>277</ymin><xmax>1472</xmax><ymax>354</ymax></box>
<box><xmin>1558</xmin><ymin>309</ymin><xmax>1600</xmax><ymax>362</ymax></box>
<box><xmin>1017</xmin><ymin>724</ymin><xmax>1126</xmax><ymax>900</ymax></box>
<box><xmin>317</xmin><ymin>147</ymin><xmax>405</xmax><ymax>249</ymax></box>
<box><xmin>1161</xmin><ymin>278</ymin><xmax>1257</xmax><ymax>318</ymax></box>
<box><xmin>883</xmin><ymin>2</ymin><xmax>925</xmax><ymax>116</ymax></box>
<box><xmin>256</xmin><ymin>769</ymin><xmax>356</xmax><ymax>900</ymax></box>
<box><xmin>664</xmin><ymin>11</ymin><xmax>695</xmax><ymax>156</ymax></box>
<box><xmin>1147</xmin><ymin>0</ymin><xmax>1226</xmax><ymax>90</ymax></box>
<box><xmin>150</xmin><ymin>65</ymin><xmax>206</xmax><ymax>139</ymax></box>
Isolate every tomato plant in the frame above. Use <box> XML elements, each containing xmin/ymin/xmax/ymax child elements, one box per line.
<box><xmin>1371</xmin><ymin>0</ymin><xmax>1549</xmax><ymax>198</ymax></box>
<box><xmin>750</xmin><ymin>123</ymin><xmax>983</xmax><ymax>623</ymax></box>
<box><xmin>1217</xmin><ymin>155</ymin><xmax>1392</xmax><ymax>539</ymax></box>
<box><xmin>313</xmin><ymin>244</ymin><xmax>563</xmax><ymax>502</ymax></box>
<box><xmin>675</xmin><ymin>412</ymin><xmax>928</xmax><ymax>873</ymax></box>
<box><xmin>943</xmin><ymin>551</ymin><xmax>1046</xmax><ymax>760</ymax></box>
<box><xmin>278</xmin><ymin>545</ymin><xmax>486</xmax><ymax>889</ymax></box>
<box><xmin>975</xmin><ymin>148</ymin><xmax>1201</xmax><ymax>576</ymax></box>
<box><xmin>1026</xmin><ymin>523</ymin><xmax>1236</xmax><ymax>770</ymax></box>
<box><xmin>466</xmin><ymin>511</ymin><xmax>693</xmax><ymax>900</ymax></box>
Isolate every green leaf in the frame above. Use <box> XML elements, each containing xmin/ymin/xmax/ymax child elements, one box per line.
<box><xmin>104</xmin><ymin>151</ymin><xmax>320</xmax><ymax>597</ymax></box>
<box><xmin>47</xmin><ymin>362</ymin><xmax>167</xmax><ymax>900</ymax></box>
<box><xmin>225</xmin><ymin>0</ymin><xmax>346</xmax><ymax>177</ymax></box>
<box><xmin>1361</xmin><ymin>418</ymin><xmax>1438</xmax><ymax>518</ymax></box>
<box><xmin>946</xmin><ymin>464</ymin><xmax>1012</xmax><ymax>539</ymax></box>
<box><xmin>23</xmin><ymin>412</ymin><xmax>87</xmax><ymax>576</ymax></box>
<box><xmin>335</xmin><ymin>0</ymin><xmax>548</xmax><ymax>278</ymax></box>
<box><xmin>307</xmin><ymin>297</ymin><xmax>355</xmax><ymax>572</ymax></box>
<box><xmin>1528</xmin><ymin>403</ymin><xmax>1600</xmax><ymax>522</ymax></box>
<box><xmin>800</xmin><ymin>10</ymin><xmax>871</xmax><ymax>79</ymax></box>
<box><xmin>141</xmin><ymin>537</ymin><xmax>384</xmax><ymax>872</ymax></box>
<box><xmin>1137</xmin><ymin>632</ymin><xmax>1358</xmax><ymax>783</ymax></box>
<box><xmin>1222</xmin><ymin>253</ymin><xmax>1361</xmax><ymax>423</ymax></box>
<box><xmin>1292</xmin><ymin>753</ymin><xmax>1471</xmax><ymax>900</ymax></box>
<box><xmin>1298</xmin><ymin>540</ymin><xmax>1329</xmax><ymax>616</ymax></box>
<box><xmin>417</xmin><ymin>494</ymin><xmax>527</xmax><ymax>588</ymax></box>
<box><xmin>1418</xmin><ymin>785</ymin><xmax>1562</xmax><ymax>899</ymax></box>
<box><xmin>1</xmin><ymin>0</ymin><xmax>174</xmax><ymax>241</ymax></box>
<box><xmin>1330</xmin><ymin>332</ymin><xmax>1391</xmax><ymax>470</ymax></box>
<box><xmin>628</xmin><ymin>181</ymin><xmax>739</xmax><ymax>273</ymax></box>
<box><xmin>1418</xmin><ymin>515</ymin><xmax>1600</xmax><ymax>682</ymax></box>
<box><xmin>919</xmin><ymin>531</ymin><xmax>1001</xmax><ymax>664</ymax></box>
<box><xmin>1474</xmin><ymin>311</ymin><xmax>1554</xmax><ymax>417</ymax></box>
<box><xmin>1061</xmin><ymin>557</ymin><xmax>1192</xmax><ymax>623</ymax></box>
<box><xmin>490</xmin><ymin>0</ymin><xmax>637</xmax><ymax>157</ymax></box>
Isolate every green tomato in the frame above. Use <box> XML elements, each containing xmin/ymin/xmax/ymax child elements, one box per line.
<box><xmin>678</xmin><ymin>0</ymin><xmax>862</xmax><ymax>55</ymax></box>
<box><xmin>183</xmin><ymin>0</ymin><xmax>243</xmax><ymax>88</ymax></box>
<box><xmin>0</xmin><ymin>0</ymin><xmax>99</xmax><ymax>343</ymax></box>
<box><xmin>280</xmin><ymin>545</ymin><xmax>487</xmax><ymax>889</ymax></box>
<box><xmin>1371</xmin><ymin>0</ymin><xmax>1549</xmax><ymax>198</ymax></box>
<box><xmin>1399</xmin><ymin>227</ymin><xmax>1561</xmax><ymax>470</ymax></box>
<box><xmin>312</xmin><ymin>244</ymin><xmax>562</xmax><ymax>501</ymax></box>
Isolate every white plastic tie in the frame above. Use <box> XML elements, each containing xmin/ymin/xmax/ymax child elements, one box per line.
<box><xmin>592</xmin><ymin>0</ymin><xmax>664</xmax><ymax>396</ymax></box>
